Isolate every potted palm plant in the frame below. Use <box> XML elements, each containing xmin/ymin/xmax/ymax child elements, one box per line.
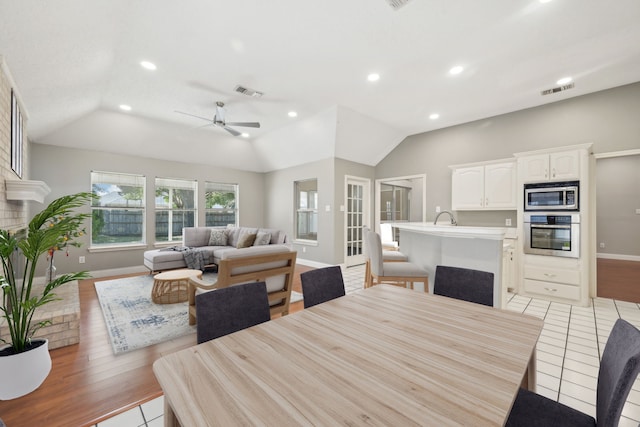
<box><xmin>0</xmin><ymin>192</ymin><xmax>94</xmax><ymax>400</ymax></box>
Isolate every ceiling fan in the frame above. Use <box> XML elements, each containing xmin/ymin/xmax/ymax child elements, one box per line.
<box><xmin>175</xmin><ymin>101</ymin><xmax>261</xmax><ymax>137</ymax></box>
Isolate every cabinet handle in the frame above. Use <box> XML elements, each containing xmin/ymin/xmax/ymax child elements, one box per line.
<box><xmin>552</xmin><ymin>168</ymin><xmax>556</xmax><ymax>178</ymax></box>
<box><xmin>544</xmin><ymin>273</ymin><xmax>556</xmax><ymax>278</ymax></box>
<box><xmin>545</xmin><ymin>169</ymin><xmax>548</xmax><ymax>179</ymax></box>
<box><xmin>544</xmin><ymin>287</ymin><xmax>558</xmax><ymax>292</ymax></box>
<box><xmin>485</xmin><ymin>198</ymin><xmax>489</xmax><ymax>206</ymax></box>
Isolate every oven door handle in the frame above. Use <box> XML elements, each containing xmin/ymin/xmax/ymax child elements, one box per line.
<box><xmin>529</xmin><ymin>224</ymin><xmax>571</xmax><ymax>229</ymax></box>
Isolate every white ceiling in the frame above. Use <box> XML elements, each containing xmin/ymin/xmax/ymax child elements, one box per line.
<box><xmin>2</xmin><ymin>0</ymin><xmax>639</xmax><ymax>172</ymax></box>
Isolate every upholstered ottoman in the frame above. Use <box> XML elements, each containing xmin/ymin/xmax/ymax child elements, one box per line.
<box><xmin>144</xmin><ymin>249</ymin><xmax>188</xmax><ymax>273</ymax></box>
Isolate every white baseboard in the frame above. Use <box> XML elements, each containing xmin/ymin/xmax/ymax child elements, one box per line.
<box><xmin>296</xmin><ymin>258</ymin><xmax>333</xmax><ymax>268</ymax></box>
<box><xmin>597</xmin><ymin>253</ymin><xmax>640</xmax><ymax>262</ymax></box>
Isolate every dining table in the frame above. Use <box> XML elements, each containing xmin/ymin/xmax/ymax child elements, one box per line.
<box><xmin>153</xmin><ymin>284</ymin><xmax>544</xmax><ymax>426</ymax></box>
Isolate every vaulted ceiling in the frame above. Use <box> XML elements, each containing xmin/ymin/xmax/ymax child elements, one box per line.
<box><xmin>2</xmin><ymin>0</ymin><xmax>639</xmax><ymax>172</ymax></box>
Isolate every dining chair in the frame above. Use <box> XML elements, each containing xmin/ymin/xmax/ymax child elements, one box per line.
<box><xmin>506</xmin><ymin>318</ymin><xmax>640</xmax><ymax>427</ymax></box>
<box><xmin>362</xmin><ymin>226</ymin><xmax>408</xmax><ymax>288</ymax></box>
<box><xmin>433</xmin><ymin>265</ymin><xmax>494</xmax><ymax>306</ymax></box>
<box><xmin>195</xmin><ymin>281</ymin><xmax>271</xmax><ymax>344</ymax></box>
<box><xmin>300</xmin><ymin>265</ymin><xmax>346</xmax><ymax>309</ymax></box>
<box><xmin>366</xmin><ymin>230</ymin><xmax>428</xmax><ymax>292</ymax></box>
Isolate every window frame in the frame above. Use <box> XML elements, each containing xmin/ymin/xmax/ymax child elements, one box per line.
<box><xmin>294</xmin><ymin>178</ymin><xmax>318</xmax><ymax>243</ymax></box>
<box><xmin>204</xmin><ymin>182</ymin><xmax>238</xmax><ymax>228</ymax></box>
<box><xmin>90</xmin><ymin>171</ymin><xmax>146</xmax><ymax>249</ymax></box>
<box><xmin>155</xmin><ymin>177</ymin><xmax>198</xmax><ymax>243</ymax></box>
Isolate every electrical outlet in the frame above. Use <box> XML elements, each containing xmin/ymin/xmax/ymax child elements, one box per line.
<box><xmin>79</xmin><ymin>256</ymin><xmax>86</xmax><ymax>264</ymax></box>
<box><xmin>505</xmin><ymin>218</ymin><xmax>512</xmax><ymax>226</ymax></box>
<box><xmin>302</xmin><ymin>247</ymin><xmax>306</xmax><ymax>253</ymax></box>
<box><xmin>436</xmin><ymin>206</ymin><xmax>441</xmax><ymax>213</ymax></box>
<box><xmin>599</xmin><ymin>243</ymin><xmax>605</xmax><ymax>249</ymax></box>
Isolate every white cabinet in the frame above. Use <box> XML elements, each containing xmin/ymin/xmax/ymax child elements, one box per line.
<box><xmin>521</xmin><ymin>254</ymin><xmax>584</xmax><ymax>305</ymax></box>
<box><xmin>520</xmin><ymin>150</ymin><xmax>580</xmax><ymax>183</ymax></box>
<box><xmin>452</xmin><ymin>161</ymin><xmax>516</xmax><ymax>210</ymax></box>
<box><xmin>502</xmin><ymin>240</ymin><xmax>517</xmax><ymax>292</ymax></box>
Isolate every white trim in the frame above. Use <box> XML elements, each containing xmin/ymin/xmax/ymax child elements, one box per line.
<box><xmin>344</xmin><ymin>175</ymin><xmax>371</xmax><ymax>266</ymax></box>
<box><xmin>597</xmin><ymin>253</ymin><xmax>640</xmax><ymax>262</ymax></box>
<box><xmin>296</xmin><ymin>258</ymin><xmax>332</xmax><ymax>268</ymax></box>
<box><xmin>594</xmin><ymin>149</ymin><xmax>640</xmax><ymax>159</ymax></box>
<box><xmin>88</xmin><ymin>243</ymin><xmax>148</xmax><ymax>253</ymax></box>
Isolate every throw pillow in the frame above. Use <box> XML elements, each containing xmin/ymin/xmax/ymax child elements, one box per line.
<box><xmin>236</xmin><ymin>233</ymin><xmax>257</xmax><ymax>248</ymax></box>
<box><xmin>208</xmin><ymin>229</ymin><xmax>228</xmax><ymax>246</ymax></box>
<box><xmin>253</xmin><ymin>232</ymin><xmax>272</xmax><ymax>246</ymax></box>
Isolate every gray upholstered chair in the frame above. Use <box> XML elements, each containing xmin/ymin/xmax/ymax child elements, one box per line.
<box><xmin>433</xmin><ymin>265</ymin><xmax>494</xmax><ymax>306</ymax></box>
<box><xmin>362</xmin><ymin>226</ymin><xmax>408</xmax><ymax>288</ymax></box>
<box><xmin>195</xmin><ymin>281</ymin><xmax>271</xmax><ymax>344</ymax></box>
<box><xmin>366</xmin><ymin>230</ymin><xmax>428</xmax><ymax>291</ymax></box>
<box><xmin>506</xmin><ymin>318</ymin><xmax>640</xmax><ymax>427</ymax></box>
<box><xmin>300</xmin><ymin>265</ymin><xmax>346</xmax><ymax>309</ymax></box>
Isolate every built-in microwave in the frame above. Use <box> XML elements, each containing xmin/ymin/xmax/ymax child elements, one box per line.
<box><xmin>524</xmin><ymin>181</ymin><xmax>579</xmax><ymax>211</ymax></box>
<box><xmin>524</xmin><ymin>213</ymin><xmax>580</xmax><ymax>258</ymax></box>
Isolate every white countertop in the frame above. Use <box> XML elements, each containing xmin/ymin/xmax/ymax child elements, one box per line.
<box><xmin>393</xmin><ymin>222</ymin><xmax>513</xmax><ymax>241</ymax></box>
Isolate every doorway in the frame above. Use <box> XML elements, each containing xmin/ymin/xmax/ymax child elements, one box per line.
<box><xmin>344</xmin><ymin>176</ymin><xmax>370</xmax><ymax>267</ymax></box>
<box><xmin>375</xmin><ymin>174</ymin><xmax>426</xmax><ymax>239</ymax></box>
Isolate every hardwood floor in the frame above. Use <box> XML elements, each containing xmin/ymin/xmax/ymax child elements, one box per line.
<box><xmin>597</xmin><ymin>258</ymin><xmax>640</xmax><ymax>303</ymax></box>
<box><xmin>0</xmin><ymin>265</ymin><xmax>314</xmax><ymax>427</ymax></box>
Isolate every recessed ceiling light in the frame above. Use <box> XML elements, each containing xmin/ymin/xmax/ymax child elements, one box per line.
<box><xmin>119</xmin><ymin>104</ymin><xmax>132</xmax><ymax>111</ymax></box>
<box><xmin>241</xmin><ymin>133</ymin><xmax>250</xmax><ymax>138</ymax></box>
<box><xmin>288</xmin><ymin>111</ymin><xmax>298</xmax><ymax>118</ymax></box>
<box><xmin>429</xmin><ymin>113</ymin><xmax>440</xmax><ymax>120</ymax></box>
<box><xmin>556</xmin><ymin>76</ymin><xmax>573</xmax><ymax>85</ymax></box>
<box><xmin>140</xmin><ymin>61</ymin><xmax>157</xmax><ymax>70</ymax></box>
<box><xmin>449</xmin><ymin>66</ymin><xmax>464</xmax><ymax>75</ymax></box>
<box><xmin>367</xmin><ymin>73</ymin><xmax>380</xmax><ymax>82</ymax></box>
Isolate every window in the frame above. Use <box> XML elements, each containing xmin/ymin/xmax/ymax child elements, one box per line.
<box><xmin>91</xmin><ymin>172</ymin><xmax>146</xmax><ymax>246</ymax></box>
<box><xmin>295</xmin><ymin>179</ymin><xmax>318</xmax><ymax>241</ymax></box>
<box><xmin>205</xmin><ymin>182</ymin><xmax>238</xmax><ymax>227</ymax></box>
<box><xmin>155</xmin><ymin>178</ymin><xmax>197</xmax><ymax>242</ymax></box>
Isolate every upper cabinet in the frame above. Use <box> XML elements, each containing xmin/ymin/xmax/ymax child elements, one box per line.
<box><xmin>519</xmin><ymin>150</ymin><xmax>580</xmax><ymax>183</ymax></box>
<box><xmin>451</xmin><ymin>161</ymin><xmax>516</xmax><ymax>210</ymax></box>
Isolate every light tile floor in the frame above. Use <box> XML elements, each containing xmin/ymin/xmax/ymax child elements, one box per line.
<box><xmin>97</xmin><ymin>264</ymin><xmax>640</xmax><ymax>426</ymax></box>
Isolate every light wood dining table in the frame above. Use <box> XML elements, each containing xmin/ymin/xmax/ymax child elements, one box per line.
<box><xmin>153</xmin><ymin>284</ymin><xmax>543</xmax><ymax>426</ymax></box>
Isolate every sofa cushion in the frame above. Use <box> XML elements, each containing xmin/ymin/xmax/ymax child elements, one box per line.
<box><xmin>253</xmin><ymin>231</ymin><xmax>271</xmax><ymax>246</ymax></box>
<box><xmin>236</xmin><ymin>233</ymin><xmax>257</xmax><ymax>248</ymax></box>
<box><xmin>258</xmin><ymin>228</ymin><xmax>286</xmax><ymax>244</ymax></box>
<box><xmin>208</xmin><ymin>228</ymin><xmax>228</xmax><ymax>246</ymax></box>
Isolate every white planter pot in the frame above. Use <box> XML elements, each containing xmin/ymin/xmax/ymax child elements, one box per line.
<box><xmin>0</xmin><ymin>339</ymin><xmax>52</xmax><ymax>400</ymax></box>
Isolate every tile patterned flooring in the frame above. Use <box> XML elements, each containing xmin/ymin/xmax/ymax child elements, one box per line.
<box><xmin>96</xmin><ymin>264</ymin><xmax>640</xmax><ymax>426</ymax></box>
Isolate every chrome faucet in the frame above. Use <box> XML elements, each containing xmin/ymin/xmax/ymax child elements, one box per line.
<box><xmin>434</xmin><ymin>210</ymin><xmax>457</xmax><ymax>225</ymax></box>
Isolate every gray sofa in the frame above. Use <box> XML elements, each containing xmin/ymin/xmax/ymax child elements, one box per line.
<box><xmin>143</xmin><ymin>225</ymin><xmax>289</xmax><ymax>273</ymax></box>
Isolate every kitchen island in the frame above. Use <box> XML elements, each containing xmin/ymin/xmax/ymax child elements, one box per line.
<box><xmin>393</xmin><ymin>222</ymin><xmax>509</xmax><ymax>308</ymax></box>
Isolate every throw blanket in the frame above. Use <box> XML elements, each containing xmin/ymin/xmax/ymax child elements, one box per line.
<box><xmin>161</xmin><ymin>246</ymin><xmax>209</xmax><ymax>270</ymax></box>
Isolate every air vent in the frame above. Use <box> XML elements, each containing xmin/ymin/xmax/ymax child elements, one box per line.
<box><xmin>541</xmin><ymin>83</ymin><xmax>575</xmax><ymax>96</ymax></box>
<box><xmin>234</xmin><ymin>85</ymin><xmax>263</xmax><ymax>98</ymax></box>
<box><xmin>385</xmin><ymin>0</ymin><xmax>412</xmax><ymax>10</ymax></box>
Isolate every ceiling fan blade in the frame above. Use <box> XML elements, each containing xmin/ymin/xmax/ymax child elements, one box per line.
<box><xmin>225</xmin><ymin>121</ymin><xmax>261</xmax><ymax>128</ymax></box>
<box><xmin>175</xmin><ymin>110</ymin><xmax>213</xmax><ymax>122</ymax></box>
<box><xmin>223</xmin><ymin>126</ymin><xmax>242</xmax><ymax>137</ymax></box>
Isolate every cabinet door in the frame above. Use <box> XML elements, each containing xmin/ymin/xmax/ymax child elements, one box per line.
<box><xmin>520</xmin><ymin>154</ymin><xmax>549</xmax><ymax>182</ymax></box>
<box><xmin>550</xmin><ymin>151</ymin><xmax>580</xmax><ymax>180</ymax></box>
<box><xmin>484</xmin><ymin>162</ymin><xmax>516</xmax><ymax>209</ymax></box>
<box><xmin>452</xmin><ymin>166</ymin><xmax>484</xmax><ymax>210</ymax></box>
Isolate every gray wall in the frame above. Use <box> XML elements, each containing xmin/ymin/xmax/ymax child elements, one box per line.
<box><xmin>263</xmin><ymin>157</ymin><xmax>335</xmax><ymax>264</ymax></box>
<box><xmin>596</xmin><ymin>155</ymin><xmax>640</xmax><ymax>257</ymax></box>
<box><xmin>30</xmin><ymin>144</ymin><xmax>265</xmax><ymax>274</ymax></box>
<box><xmin>376</xmin><ymin>82</ymin><xmax>640</xmax><ymax>235</ymax></box>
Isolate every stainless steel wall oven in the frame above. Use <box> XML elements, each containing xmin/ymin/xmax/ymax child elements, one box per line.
<box><xmin>524</xmin><ymin>213</ymin><xmax>580</xmax><ymax>258</ymax></box>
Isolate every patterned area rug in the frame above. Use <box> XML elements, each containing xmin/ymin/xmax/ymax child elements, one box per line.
<box><xmin>95</xmin><ymin>273</ymin><xmax>302</xmax><ymax>354</ymax></box>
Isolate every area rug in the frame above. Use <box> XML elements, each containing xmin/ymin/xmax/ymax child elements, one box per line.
<box><xmin>95</xmin><ymin>273</ymin><xmax>303</xmax><ymax>354</ymax></box>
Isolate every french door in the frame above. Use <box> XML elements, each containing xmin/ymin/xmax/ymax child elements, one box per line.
<box><xmin>345</xmin><ymin>176</ymin><xmax>370</xmax><ymax>267</ymax></box>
